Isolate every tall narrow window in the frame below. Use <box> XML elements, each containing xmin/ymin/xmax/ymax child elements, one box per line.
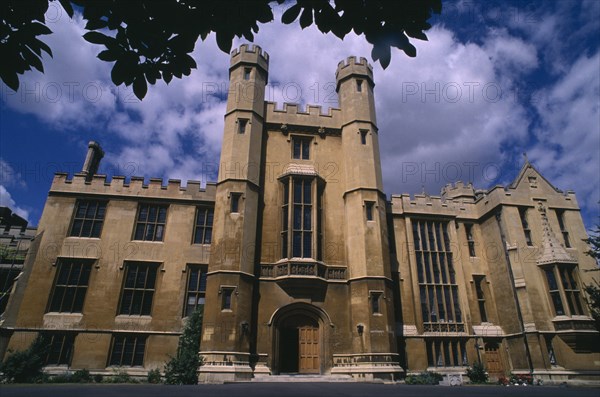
<box><xmin>360</xmin><ymin>129</ymin><xmax>368</xmax><ymax>145</ymax></box>
<box><xmin>281</xmin><ymin>177</ymin><xmax>320</xmax><ymax>259</ymax></box>
<box><xmin>108</xmin><ymin>334</ymin><xmax>146</xmax><ymax>367</ymax></box>
<box><xmin>519</xmin><ymin>207</ymin><xmax>533</xmax><ymax>246</ymax></box>
<box><xmin>365</xmin><ymin>201</ymin><xmax>375</xmax><ymax>221</ymax></box>
<box><xmin>184</xmin><ymin>265</ymin><xmax>207</xmax><ymax>317</ymax></box>
<box><xmin>356</xmin><ymin>79</ymin><xmax>363</xmax><ymax>92</ymax></box>
<box><xmin>412</xmin><ymin>219</ymin><xmax>463</xmax><ymax>332</ymax></box>
<box><xmin>281</xmin><ymin>181</ymin><xmax>289</xmax><ymax>258</ymax></box>
<box><xmin>465</xmin><ymin>224</ymin><xmax>476</xmax><ymax>257</ymax></box>
<box><xmin>243</xmin><ymin>67</ymin><xmax>251</xmax><ymax>80</ymax></box>
<box><xmin>543</xmin><ymin>265</ymin><xmax>584</xmax><ymax>317</ymax></box>
<box><xmin>45</xmin><ymin>332</ymin><xmax>75</xmax><ymax>366</ymax></box>
<box><xmin>474</xmin><ymin>276</ymin><xmax>488</xmax><ymax>323</ymax></box>
<box><xmin>230</xmin><ymin>193</ymin><xmax>242</xmax><ymax>213</ymax></box>
<box><xmin>238</xmin><ymin>118</ymin><xmax>248</xmax><ymax>134</ymax></box>
<box><xmin>193</xmin><ymin>207</ymin><xmax>214</xmax><ymax>244</ymax></box>
<box><xmin>370</xmin><ymin>291</ymin><xmax>382</xmax><ymax>314</ymax></box>
<box><xmin>133</xmin><ymin>204</ymin><xmax>167</xmax><ymax>241</ymax></box>
<box><xmin>293</xmin><ymin>178</ymin><xmax>312</xmax><ymax>258</ymax></box>
<box><xmin>544</xmin><ymin>267</ymin><xmax>565</xmax><ymax>315</ymax></box>
<box><xmin>118</xmin><ymin>262</ymin><xmax>158</xmax><ymax>316</ymax></box>
<box><xmin>556</xmin><ymin>210</ymin><xmax>571</xmax><ymax>248</ymax></box>
<box><xmin>47</xmin><ymin>259</ymin><xmax>92</xmax><ymax>313</ymax></box>
<box><xmin>69</xmin><ymin>200</ymin><xmax>107</xmax><ymax>238</ymax></box>
<box><xmin>221</xmin><ymin>287</ymin><xmax>234</xmax><ymax>310</ymax></box>
<box><xmin>559</xmin><ymin>267</ymin><xmax>583</xmax><ymax>315</ymax></box>
<box><xmin>292</xmin><ymin>136</ymin><xmax>311</xmax><ymax>160</ymax></box>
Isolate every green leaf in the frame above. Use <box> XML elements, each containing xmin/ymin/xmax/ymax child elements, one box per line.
<box><xmin>281</xmin><ymin>3</ymin><xmax>301</xmax><ymax>24</ymax></box>
<box><xmin>58</xmin><ymin>0</ymin><xmax>74</xmax><ymax>18</ymax></box>
<box><xmin>133</xmin><ymin>74</ymin><xmax>148</xmax><ymax>99</ymax></box>
<box><xmin>215</xmin><ymin>31</ymin><xmax>232</xmax><ymax>53</ymax></box>
<box><xmin>29</xmin><ymin>22</ymin><xmax>52</xmax><ymax>36</ymax></box>
<box><xmin>0</xmin><ymin>69</ymin><xmax>20</xmax><ymax>92</ymax></box>
<box><xmin>83</xmin><ymin>31</ymin><xmax>111</xmax><ymax>45</ymax></box>
<box><xmin>299</xmin><ymin>8</ymin><xmax>313</xmax><ymax>29</ymax></box>
<box><xmin>85</xmin><ymin>19</ymin><xmax>109</xmax><ymax>30</ymax></box>
<box><xmin>97</xmin><ymin>50</ymin><xmax>118</xmax><ymax>62</ymax></box>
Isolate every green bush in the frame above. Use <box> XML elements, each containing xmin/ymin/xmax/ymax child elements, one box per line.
<box><xmin>0</xmin><ymin>334</ymin><xmax>49</xmax><ymax>383</ymax></box>
<box><xmin>93</xmin><ymin>374</ymin><xmax>103</xmax><ymax>383</ymax></box>
<box><xmin>405</xmin><ymin>371</ymin><xmax>443</xmax><ymax>385</ymax></box>
<box><xmin>104</xmin><ymin>369</ymin><xmax>137</xmax><ymax>383</ymax></box>
<box><xmin>71</xmin><ymin>369</ymin><xmax>91</xmax><ymax>383</ymax></box>
<box><xmin>164</xmin><ymin>308</ymin><xmax>204</xmax><ymax>385</ymax></box>
<box><xmin>466</xmin><ymin>362</ymin><xmax>489</xmax><ymax>384</ymax></box>
<box><xmin>147</xmin><ymin>368</ymin><xmax>162</xmax><ymax>384</ymax></box>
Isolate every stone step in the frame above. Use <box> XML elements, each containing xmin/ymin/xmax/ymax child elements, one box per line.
<box><xmin>251</xmin><ymin>374</ymin><xmax>356</xmax><ymax>383</ymax></box>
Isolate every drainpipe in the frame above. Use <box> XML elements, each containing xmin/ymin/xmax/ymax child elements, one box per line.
<box><xmin>494</xmin><ymin>209</ymin><xmax>534</xmax><ymax>375</ymax></box>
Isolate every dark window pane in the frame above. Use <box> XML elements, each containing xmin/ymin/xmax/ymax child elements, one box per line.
<box><xmin>303</xmin><ymin>181</ymin><xmax>311</xmax><ymax>203</ymax></box>
<box><xmin>138</xmin><ymin>205</ymin><xmax>148</xmax><ymax>221</ymax></box>
<box><xmin>204</xmin><ymin>228</ymin><xmax>212</xmax><ymax>244</ymax></box>
<box><xmin>293</xmin><ymin>232</ymin><xmax>302</xmax><ymax>257</ymax></box>
<box><xmin>303</xmin><ymin>232</ymin><xmax>312</xmax><ymax>257</ymax></box>
<box><xmin>293</xmin><ymin>139</ymin><xmax>301</xmax><ymax>159</ymax></box>
<box><xmin>134</xmin><ymin>224</ymin><xmax>145</xmax><ymax>240</ymax></box>
<box><xmin>158</xmin><ymin>207</ymin><xmax>167</xmax><ymax>223</ymax></box>
<box><xmin>302</xmin><ymin>139</ymin><xmax>310</xmax><ymax>159</ymax></box>
<box><xmin>120</xmin><ymin>291</ymin><xmax>133</xmax><ymax>314</ymax></box>
<box><xmin>73</xmin><ymin>288</ymin><xmax>86</xmax><ymax>312</ymax></box>
<box><xmin>303</xmin><ymin>206</ymin><xmax>311</xmax><ymax>229</ymax></box>
<box><xmin>293</xmin><ymin>206</ymin><xmax>302</xmax><ymax>229</ymax></box>
<box><xmin>91</xmin><ymin>221</ymin><xmax>103</xmax><ymax>237</ymax></box>
<box><xmin>196</xmin><ymin>209</ymin><xmax>206</xmax><ymax>226</ymax></box>
<box><xmin>70</xmin><ymin>220</ymin><xmax>83</xmax><ymax>236</ymax></box>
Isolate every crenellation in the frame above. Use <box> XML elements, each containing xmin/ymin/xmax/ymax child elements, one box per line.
<box><xmin>265</xmin><ymin>101</ymin><xmax>342</xmax><ymax>130</ymax></box>
<box><xmin>230</xmin><ymin>44</ymin><xmax>269</xmax><ymax>71</ymax></box>
<box><xmin>335</xmin><ymin>55</ymin><xmax>374</xmax><ymax>83</ymax></box>
<box><xmin>49</xmin><ymin>173</ymin><xmax>215</xmax><ymax>202</ymax></box>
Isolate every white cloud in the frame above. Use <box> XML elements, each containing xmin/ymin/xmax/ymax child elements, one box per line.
<box><xmin>0</xmin><ymin>185</ymin><xmax>30</xmax><ymax>222</ymax></box>
<box><xmin>530</xmin><ymin>52</ymin><xmax>600</xmax><ymax>217</ymax></box>
<box><xmin>0</xmin><ymin>158</ymin><xmax>26</xmax><ymax>188</ymax></box>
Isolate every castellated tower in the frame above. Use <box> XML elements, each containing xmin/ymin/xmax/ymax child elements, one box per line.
<box><xmin>199</xmin><ymin>44</ymin><xmax>269</xmax><ymax>382</ymax></box>
<box><xmin>336</xmin><ymin>57</ymin><xmax>399</xmax><ymax>367</ymax></box>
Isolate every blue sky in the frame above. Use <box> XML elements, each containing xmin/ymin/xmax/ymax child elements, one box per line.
<box><xmin>1</xmin><ymin>0</ymin><xmax>599</xmax><ymax>230</ymax></box>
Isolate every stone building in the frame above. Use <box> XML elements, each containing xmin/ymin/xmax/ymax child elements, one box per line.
<box><xmin>0</xmin><ymin>207</ymin><xmax>36</xmax><ymax>315</ymax></box>
<box><xmin>1</xmin><ymin>45</ymin><xmax>598</xmax><ymax>383</ymax></box>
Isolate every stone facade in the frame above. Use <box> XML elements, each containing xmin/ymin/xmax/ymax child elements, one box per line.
<box><xmin>1</xmin><ymin>45</ymin><xmax>598</xmax><ymax>383</ymax></box>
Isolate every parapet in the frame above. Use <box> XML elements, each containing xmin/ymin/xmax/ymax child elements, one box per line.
<box><xmin>335</xmin><ymin>56</ymin><xmax>374</xmax><ymax>90</ymax></box>
<box><xmin>441</xmin><ymin>181</ymin><xmax>476</xmax><ymax>202</ymax></box>
<box><xmin>265</xmin><ymin>102</ymin><xmax>342</xmax><ymax>131</ymax></box>
<box><xmin>230</xmin><ymin>44</ymin><xmax>269</xmax><ymax>72</ymax></box>
<box><xmin>49</xmin><ymin>173</ymin><xmax>216</xmax><ymax>203</ymax></box>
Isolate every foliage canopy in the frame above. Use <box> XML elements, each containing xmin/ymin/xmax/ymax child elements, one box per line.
<box><xmin>1</xmin><ymin>0</ymin><xmax>441</xmax><ymax>99</ymax></box>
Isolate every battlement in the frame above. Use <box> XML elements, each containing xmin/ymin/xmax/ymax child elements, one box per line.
<box><xmin>265</xmin><ymin>101</ymin><xmax>342</xmax><ymax>130</ymax></box>
<box><xmin>335</xmin><ymin>56</ymin><xmax>374</xmax><ymax>86</ymax></box>
<box><xmin>389</xmin><ymin>192</ymin><xmax>478</xmax><ymax>218</ymax></box>
<box><xmin>441</xmin><ymin>181</ymin><xmax>476</xmax><ymax>202</ymax></box>
<box><xmin>49</xmin><ymin>173</ymin><xmax>216</xmax><ymax>202</ymax></box>
<box><xmin>230</xmin><ymin>44</ymin><xmax>269</xmax><ymax>71</ymax></box>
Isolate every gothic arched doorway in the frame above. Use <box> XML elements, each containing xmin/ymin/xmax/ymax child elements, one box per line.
<box><xmin>270</xmin><ymin>303</ymin><xmax>332</xmax><ymax>375</ymax></box>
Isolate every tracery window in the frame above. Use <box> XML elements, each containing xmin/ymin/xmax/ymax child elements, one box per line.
<box><xmin>543</xmin><ymin>265</ymin><xmax>584</xmax><ymax>316</ymax></box>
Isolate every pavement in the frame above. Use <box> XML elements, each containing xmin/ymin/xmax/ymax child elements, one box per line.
<box><xmin>1</xmin><ymin>383</ymin><xmax>599</xmax><ymax>397</ymax></box>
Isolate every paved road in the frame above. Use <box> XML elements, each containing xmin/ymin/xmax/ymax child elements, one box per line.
<box><xmin>0</xmin><ymin>383</ymin><xmax>598</xmax><ymax>397</ymax></box>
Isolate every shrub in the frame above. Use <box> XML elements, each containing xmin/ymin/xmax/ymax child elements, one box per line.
<box><xmin>71</xmin><ymin>369</ymin><xmax>91</xmax><ymax>383</ymax></box>
<box><xmin>466</xmin><ymin>362</ymin><xmax>488</xmax><ymax>384</ymax></box>
<box><xmin>93</xmin><ymin>374</ymin><xmax>103</xmax><ymax>383</ymax></box>
<box><xmin>104</xmin><ymin>369</ymin><xmax>136</xmax><ymax>383</ymax></box>
<box><xmin>164</xmin><ymin>308</ymin><xmax>204</xmax><ymax>385</ymax></box>
<box><xmin>405</xmin><ymin>371</ymin><xmax>443</xmax><ymax>385</ymax></box>
<box><xmin>0</xmin><ymin>334</ymin><xmax>49</xmax><ymax>383</ymax></box>
<box><xmin>147</xmin><ymin>368</ymin><xmax>162</xmax><ymax>384</ymax></box>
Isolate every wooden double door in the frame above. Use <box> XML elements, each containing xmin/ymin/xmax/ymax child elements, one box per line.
<box><xmin>279</xmin><ymin>318</ymin><xmax>320</xmax><ymax>374</ymax></box>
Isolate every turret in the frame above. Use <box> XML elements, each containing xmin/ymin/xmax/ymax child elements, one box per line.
<box><xmin>199</xmin><ymin>44</ymin><xmax>267</xmax><ymax>382</ymax></box>
<box><xmin>336</xmin><ymin>56</ymin><xmax>376</xmax><ymax>126</ymax></box>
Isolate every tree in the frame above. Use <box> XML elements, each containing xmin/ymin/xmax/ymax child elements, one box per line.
<box><xmin>0</xmin><ymin>334</ymin><xmax>49</xmax><ymax>383</ymax></box>
<box><xmin>1</xmin><ymin>0</ymin><xmax>442</xmax><ymax>99</ymax></box>
<box><xmin>163</xmin><ymin>307</ymin><xmax>203</xmax><ymax>385</ymax></box>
